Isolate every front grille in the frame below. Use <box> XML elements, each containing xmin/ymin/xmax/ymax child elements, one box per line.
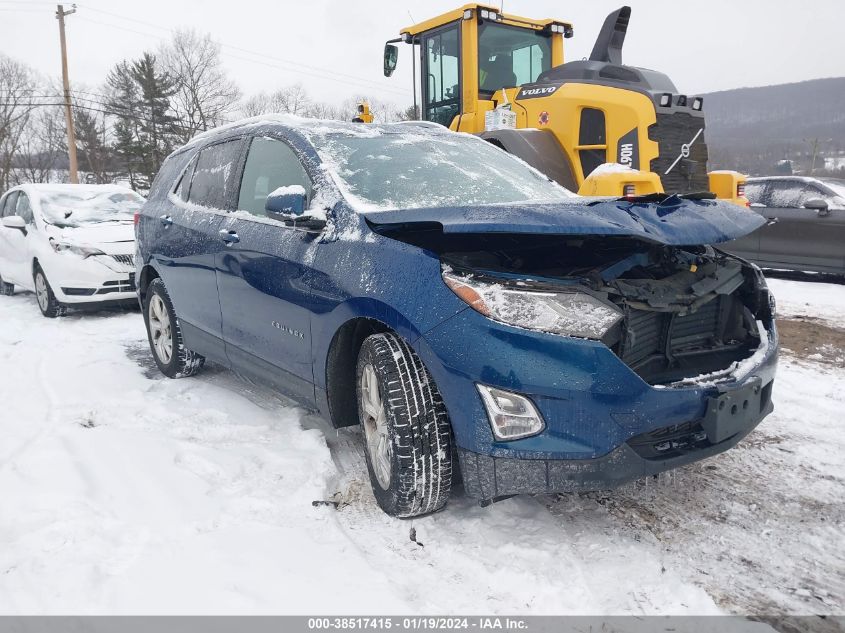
<box><xmin>617</xmin><ymin>295</ymin><xmax>754</xmax><ymax>384</ymax></box>
<box><xmin>95</xmin><ymin>275</ymin><xmax>135</xmax><ymax>294</ymax></box>
<box><xmin>648</xmin><ymin>111</ymin><xmax>710</xmax><ymax>193</ymax></box>
<box><xmin>628</xmin><ymin>420</ymin><xmax>710</xmax><ymax>460</ymax></box>
<box><xmin>110</xmin><ymin>254</ymin><xmax>135</xmax><ymax>267</ymax></box>
<box><xmin>621</xmin><ymin>297</ymin><xmax>722</xmax><ymax>367</ymax></box>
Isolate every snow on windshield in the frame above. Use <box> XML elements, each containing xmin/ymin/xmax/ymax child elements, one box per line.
<box><xmin>39</xmin><ymin>188</ymin><xmax>145</xmax><ymax>227</ymax></box>
<box><xmin>307</xmin><ymin>129</ymin><xmax>574</xmax><ymax>211</ymax></box>
<box><xmin>820</xmin><ymin>178</ymin><xmax>845</xmax><ymax>202</ymax></box>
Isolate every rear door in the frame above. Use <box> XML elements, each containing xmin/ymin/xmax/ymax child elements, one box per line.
<box><xmin>153</xmin><ymin>138</ymin><xmax>245</xmax><ymax>360</ymax></box>
<box><xmin>216</xmin><ymin>135</ymin><xmax>317</xmax><ymax>405</ymax></box>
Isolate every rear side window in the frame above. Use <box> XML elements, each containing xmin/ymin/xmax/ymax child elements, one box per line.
<box><xmin>237</xmin><ymin>137</ymin><xmax>312</xmax><ymax>216</ymax></box>
<box><xmin>174</xmin><ymin>155</ymin><xmax>197</xmax><ymax>202</ymax></box>
<box><xmin>187</xmin><ymin>139</ymin><xmax>243</xmax><ymax>210</ymax></box>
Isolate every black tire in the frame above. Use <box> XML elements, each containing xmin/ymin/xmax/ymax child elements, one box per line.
<box><xmin>0</xmin><ymin>274</ymin><xmax>13</xmax><ymax>296</ymax></box>
<box><xmin>144</xmin><ymin>277</ymin><xmax>205</xmax><ymax>378</ymax></box>
<box><xmin>356</xmin><ymin>332</ymin><xmax>453</xmax><ymax>517</ymax></box>
<box><xmin>33</xmin><ymin>266</ymin><xmax>65</xmax><ymax>318</ymax></box>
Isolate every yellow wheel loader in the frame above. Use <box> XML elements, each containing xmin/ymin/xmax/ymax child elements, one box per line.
<box><xmin>383</xmin><ymin>4</ymin><xmax>748</xmax><ymax>204</ymax></box>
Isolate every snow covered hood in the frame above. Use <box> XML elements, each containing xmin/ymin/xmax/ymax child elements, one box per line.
<box><xmin>363</xmin><ymin>196</ymin><xmax>766</xmax><ymax>246</ymax></box>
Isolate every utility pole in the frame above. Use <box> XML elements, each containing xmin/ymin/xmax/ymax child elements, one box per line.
<box><xmin>56</xmin><ymin>4</ymin><xmax>78</xmax><ymax>184</ymax></box>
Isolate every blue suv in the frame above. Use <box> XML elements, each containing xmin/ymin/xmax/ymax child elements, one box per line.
<box><xmin>136</xmin><ymin>117</ymin><xmax>777</xmax><ymax>517</ymax></box>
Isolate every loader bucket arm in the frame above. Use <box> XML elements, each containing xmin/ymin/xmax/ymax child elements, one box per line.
<box><xmin>589</xmin><ymin>6</ymin><xmax>631</xmax><ymax>65</ymax></box>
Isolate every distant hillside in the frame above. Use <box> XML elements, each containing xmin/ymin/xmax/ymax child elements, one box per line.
<box><xmin>702</xmin><ymin>77</ymin><xmax>845</xmax><ymax>175</ymax></box>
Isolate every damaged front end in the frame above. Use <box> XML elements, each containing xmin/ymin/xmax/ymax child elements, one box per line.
<box><xmin>437</xmin><ymin>234</ymin><xmax>775</xmax><ymax>387</ymax></box>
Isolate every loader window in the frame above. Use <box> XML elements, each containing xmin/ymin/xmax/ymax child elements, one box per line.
<box><xmin>478</xmin><ymin>23</ymin><xmax>551</xmax><ymax>96</ymax></box>
<box><xmin>422</xmin><ymin>24</ymin><xmax>460</xmax><ymax>127</ymax></box>
<box><xmin>578</xmin><ymin>108</ymin><xmax>607</xmax><ymax>178</ymax></box>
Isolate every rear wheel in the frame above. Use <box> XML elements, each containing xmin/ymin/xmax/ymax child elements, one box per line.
<box><xmin>144</xmin><ymin>277</ymin><xmax>205</xmax><ymax>378</ymax></box>
<box><xmin>34</xmin><ymin>267</ymin><xmax>65</xmax><ymax>318</ymax></box>
<box><xmin>0</xmin><ymin>274</ymin><xmax>13</xmax><ymax>296</ymax></box>
<box><xmin>356</xmin><ymin>332</ymin><xmax>453</xmax><ymax>518</ymax></box>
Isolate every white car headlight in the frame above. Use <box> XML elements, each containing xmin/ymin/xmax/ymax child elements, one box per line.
<box><xmin>442</xmin><ymin>268</ymin><xmax>623</xmax><ymax>340</ymax></box>
<box><xmin>50</xmin><ymin>239</ymin><xmax>105</xmax><ymax>259</ymax></box>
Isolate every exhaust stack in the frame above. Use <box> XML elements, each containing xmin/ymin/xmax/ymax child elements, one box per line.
<box><xmin>589</xmin><ymin>6</ymin><xmax>631</xmax><ymax>66</ymax></box>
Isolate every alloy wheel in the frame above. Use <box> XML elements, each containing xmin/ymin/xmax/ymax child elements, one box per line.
<box><xmin>35</xmin><ymin>272</ymin><xmax>48</xmax><ymax>312</ymax></box>
<box><xmin>360</xmin><ymin>363</ymin><xmax>392</xmax><ymax>489</ymax></box>
<box><xmin>148</xmin><ymin>294</ymin><xmax>173</xmax><ymax>365</ymax></box>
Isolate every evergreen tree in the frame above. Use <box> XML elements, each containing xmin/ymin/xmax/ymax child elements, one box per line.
<box><xmin>106</xmin><ymin>53</ymin><xmax>178</xmax><ymax>190</ymax></box>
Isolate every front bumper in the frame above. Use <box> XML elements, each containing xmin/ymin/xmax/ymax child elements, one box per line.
<box><xmin>417</xmin><ymin>306</ymin><xmax>778</xmax><ymax>501</ymax></box>
<box><xmin>46</xmin><ymin>253</ymin><xmax>136</xmax><ymax>304</ymax></box>
<box><xmin>459</xmin><ymin>384</ymin><xmax>774</xmax><ymax>500</ymax></box>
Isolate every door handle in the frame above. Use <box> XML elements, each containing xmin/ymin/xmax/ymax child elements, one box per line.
<box><xmin>160</xmin><ymin>214</ymin><xmax>172</xmax><ymax>227</ymax></box>
<box><xmin>219</xmin><ymin>229</ymin><xmax>239</xmax><ymax>245</ymax></box>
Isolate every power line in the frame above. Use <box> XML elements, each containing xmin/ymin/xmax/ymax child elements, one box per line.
<box><xmin>72</xmin><ymin>5</ymin><xmax>410</xmax><ymax>99</ymax></box>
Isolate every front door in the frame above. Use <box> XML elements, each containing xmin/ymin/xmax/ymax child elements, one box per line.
<box><xmin>757</xmin><ymin>180</ymin><xmax>845</xmax><ymax>272</ymax></box>
<box><xmin>216</xmin><ymin>136</ymin><xmax>317</xmax><ymax>405</ymax></box>
<box><xmin>0</xmin><ymin>192</ymin><xmax>34</xmax><ymax>287</ymax></box>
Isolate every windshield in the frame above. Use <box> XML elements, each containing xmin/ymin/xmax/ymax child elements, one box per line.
<box><xmin>478</xmin><ymin>22</ymin><xmax>552</xmax><ymax>94</ymax></box>
<box><xmin>39</xmin><ymin>189</ymin><xmax>145</xmax><ymax>227</ymax></box>
<box><xmin>820</xmin><ymin>178</ymin><xmax>845</xmax><ymax>200</ymax></box>
<box><xmin>312</xmin><ymin>130</ymin><xmax>573</xmax><ymax>211</ymax></box>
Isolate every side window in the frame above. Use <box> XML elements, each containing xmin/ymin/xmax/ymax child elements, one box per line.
<box><xmin>744</xmin><ymin>182</ymin><xmax>766</xmax><ymax>205</ymax></box>
<box><xmin>237</xmin><ymin>137</ymin><xmax>312</xmax><ymax>216</ymax></box>
<box><xmin>187</xmin><ymin>139</ymin><xmax>243</xmax><ymax>210</ymax></box>
<box><xmin>2</xmin><ymin>192</ymin><xmax>18</xmax><ymax>217</ymax></box>
<box><xmin>797</xmin><ymin>185</ymin><xmax>829</xmax><ymax>208</ymax></box>
<box><xmin>765</xmin><ymin>180</ymin><xmax>802</xmax><ymax>208</ymax></box>
<box><xmin>578</xmin><ymin>108</ymin><xmax>607</xmax><ymax>178</ymax></box>
<box><xmin>174</xmin><ymin>155</ymin><xmax>198</xmax><ymax>202</ymax></box>
<box><xmin>16</xmin><ymin>193</ymin><xmax>33</xmax><ymax>224</ymax></box>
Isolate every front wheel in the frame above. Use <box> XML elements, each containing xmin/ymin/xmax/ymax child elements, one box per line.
<box><xmin>356</xmin><ymin>332</ymin><xmax>453</xmax><ymax>518</ymax></box>
<box><xmin>34</xmin><ymin>267</ymin><xmax>65</xmax><ymax>318</ymax></box>
<box><xmin>144</xmin><ymin>277</ymin><xmax>205</xmax><ymax>378</ymax></box>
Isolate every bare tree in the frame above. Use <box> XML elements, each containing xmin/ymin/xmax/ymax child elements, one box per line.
<box><xmin>240</xmin><ymin>83</ymin><xmax>312</xmax><ymax>118</ymax></box>
<box><xmin>0</xmin><ymin>54</ymin><xmax>38</xmax><ymax>191</ymax></box>
<box><xmin>161</xmin><ymin>29</ymin><xmax>241</xmax><ymax>144</ymax></box>
<box><xmin>16</xmin><ymin>104</ymin><xmax>66</xmax><ymax>184</ymax></box>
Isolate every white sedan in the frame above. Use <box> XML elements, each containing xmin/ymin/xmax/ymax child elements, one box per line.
<box><xmin>0</xmin><ymin>183</ymin><xmax>144</xmax><ymax>317</ymax></box>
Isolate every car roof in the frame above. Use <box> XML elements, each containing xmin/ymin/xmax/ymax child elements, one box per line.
<box><xmin>746</xmin><ymin>176</ymin><xmax>819</xmax><ymax>185</ymax></box>
<box><xmin>173</xmin><ymin>113</ymin><xmax>450</xmax><ymax>157</ymax></box>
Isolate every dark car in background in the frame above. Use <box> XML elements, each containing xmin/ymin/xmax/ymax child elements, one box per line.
<box><xmin>725</xmin><ymin>176</ymin><xmax>845</xmax><ymax>275</ymax></box>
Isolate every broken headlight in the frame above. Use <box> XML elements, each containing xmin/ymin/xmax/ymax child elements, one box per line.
<box><xmin>442</xmin><ymin>269</ymin><xmax>623</xmax><ymax>340</ymax></box>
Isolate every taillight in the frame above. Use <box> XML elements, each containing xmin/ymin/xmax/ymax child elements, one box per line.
<box><xmin>737</xmin><ymin>183</ymin><xmax>746</xmax><ymax>198</ymax></box>
<box><xmin>623</xmin><ymin>184</ymin><xmax>636</xmax><ymax>197</ymax></box>
<box><xmin>133</xmin><ymin>212</ymin><xmax>140</xmax><ymax>226</ymax></box>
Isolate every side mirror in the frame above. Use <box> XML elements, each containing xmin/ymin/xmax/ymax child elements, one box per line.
<box><xmin>266</xmin><ymin>186</ymin><xmax>307</xmax><ymax>219</ymax></box>
<box><xmin>265</xmin><ymin>186</ymin><xmax>326</xmax><ymax>231</ymax></box>
<box><xmin>383</xmin><ymin>43</ymin><xmax>398</xmax><ymax>77</ymax></box>
<box><xmin>803</xmin><ymin>198</ymin><xmax>829</xmax><ymax>215</ymax></box>
<box><xmin>2</xmin><ymin>215</ymin><xmax>26</xmax><ymax>231</ymax></box>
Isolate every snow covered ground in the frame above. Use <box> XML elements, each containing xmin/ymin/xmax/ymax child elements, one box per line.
<box><xmin>0</xmin><ymin>278</ymin><xmax>842</xmax><ymax>617</ymax></box>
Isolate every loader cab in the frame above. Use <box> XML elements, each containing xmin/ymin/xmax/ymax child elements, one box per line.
<box><xmin>385</xmin><ymin>4</ymin><xmax>569</xmax><ymax>131</ymax></box>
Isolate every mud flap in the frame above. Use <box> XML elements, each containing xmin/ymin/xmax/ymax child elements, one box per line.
<box><xmin>702</xmin><ymin>377</ymin><xmax>764</xmax><ymax>444</ymax></box>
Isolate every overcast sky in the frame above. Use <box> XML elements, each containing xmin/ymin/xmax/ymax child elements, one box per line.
<box><xmin>2</xmin><ymin>0</ymin><xmax>844</xmax><ymax>109</ymax></box>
